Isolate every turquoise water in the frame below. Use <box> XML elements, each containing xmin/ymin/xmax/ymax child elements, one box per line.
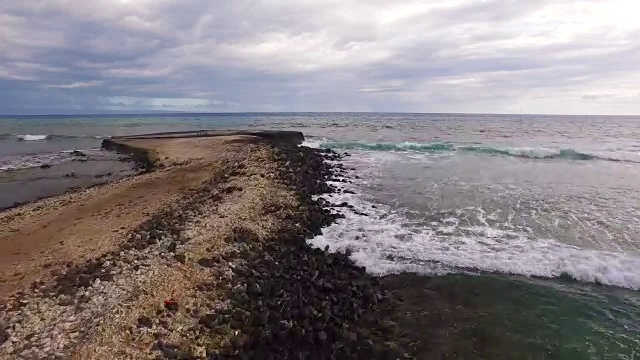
<box><xmin>1</xmin><ymin>113</ymin><xmax>640</xmax><ymax>357</ymax></box>
<box><xmin>438</xmin><ymin>274</ymin><xmax>640</xmax><ymax>358</ymax></box>
<box><xmin>316</xmin><ymin>140</ymin><xmax>634</xmax><ymax>162</ymax></box>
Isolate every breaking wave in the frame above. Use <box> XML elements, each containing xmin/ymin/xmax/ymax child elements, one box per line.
<box><xmin>310</xmin><ymin>182</ymin><xmax>640</xmax><ymax>291</ymax></box>
<box><xmin>0</xmin><ymin>134</ymin><xmax>109</xmax><ymax>141</ymax></box>
<box><xmin>0</xmin><ymin>148</ymin><xmax>110</xmax><ymax>171</ymax></box>
<box><xmin>316</xmin><ymin>141</ymin><xmax>635</xmax><ymax>163</ymax></box>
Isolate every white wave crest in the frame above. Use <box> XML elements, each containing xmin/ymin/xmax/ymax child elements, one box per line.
<box><xmin>301</xmin><ymin>137</ymin><xmax>326</xmax><ymax>148</ymax></box>
<box><xmin>17</xmin><ymin>134</ymin><xmax>48</xmax><ymax>141</ymax></box>
<box><xmin>309</xmin><ymin>183</ymin><xmax>640</xmax><ymax>290</ymax></box>
<box><xmin>0</xmin><ymin>148</ymin><xmax>105</xmax><ymax>171</ymax></box>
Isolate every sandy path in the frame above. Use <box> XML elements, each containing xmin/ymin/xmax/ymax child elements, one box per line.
<box><xmin>0</xmin><ymin>136</ymin><xmax>248</xmax><ymax>299</ymax></box>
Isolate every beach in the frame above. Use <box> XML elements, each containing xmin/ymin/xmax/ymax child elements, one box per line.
<box><xmin>0</xmin><ymin>131</ymin><xmax>417</xmax><ymax>359</ymax></box>
<box><xmin>0</xmin><ymin>113</ymin><xmax>639</xmax><ymax>359</ymax></box>
<box><xmin>3</xmin><ymin>0</ymin><xmax>639</xmax><ymax>357</ymax></box>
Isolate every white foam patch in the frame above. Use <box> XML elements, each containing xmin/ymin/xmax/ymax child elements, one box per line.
<box><xmin>310</xmin><ymin>180</ymin><xmax>640</xmax><ymax>291</ymax></box>
<box><xmin>17</xmin><ymin>134</ymin><xmax>48</xmax><ymax>141</ymax></box>
<box><xmin>301</xmin><ymin>137</ymin><xmax>326</xmax><ymax>148</ymax></box>
<box><xmin>0</xmin><ymin>148</ymin><xmax>106</xmax><ymax>171</ymax></box>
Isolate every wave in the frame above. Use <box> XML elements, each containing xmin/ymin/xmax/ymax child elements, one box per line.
<box><xmin>0</xmin><ymin>148</ymin><xmax>108</xmax><ymax>171</ymax></box>
<box><xmin>457</xmin><ymin>146</ymin><xmax>598</xmax><ymax>161</ymax></box>
<box><xmin>0</xmin><ymin>134</ymin><xmax>109</xmax><ymax>141</ymax></box>
<box><xmin>0</xmin><ymin>152</ymin><xmax>69</xmax><ymax>171</ymax></box>
<box><xmin>315</xmin><ymin>140</ymin><xmax>634</xmax><ymax>163</ymax></box>
<box><xmin>17</xmin><ymin>134</ymin><xmax>49</xmax><ymax>141</ymax></box>
<box><xmin>309</xmin><ymin>185</ymin><xmax>640</xmax><ymax>291</ymax></box>
<box><xmin>321</xmin><ymin>141</ymin><xmax>455</xmax><ymax>152</ymax></box>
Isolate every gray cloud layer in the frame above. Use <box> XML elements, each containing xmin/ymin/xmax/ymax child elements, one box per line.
<box><xmin>1</xmin><ymin>0</ymin><xmax>639</xmax><ymax>114</ymax></box>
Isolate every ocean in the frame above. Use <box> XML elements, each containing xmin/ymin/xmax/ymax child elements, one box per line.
<box><xmin>1</xmin><ymin>113</ymin><xmax>639</xmax><ymax>358</ymax></box>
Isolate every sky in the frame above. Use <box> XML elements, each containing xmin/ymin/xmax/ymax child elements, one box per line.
<box><xmin>0</xmin><ymin>0</ymin><xmax>639</xmax><ymax>115</ymax></box>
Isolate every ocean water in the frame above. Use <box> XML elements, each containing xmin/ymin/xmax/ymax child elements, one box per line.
<box><xmin>1</xmin><ymin>113</ymin><xmax>640</xmax><ymax>357</ymax></box>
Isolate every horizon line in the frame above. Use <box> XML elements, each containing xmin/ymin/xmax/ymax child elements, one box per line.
<box><xmin>1</xmin><ymin>111</ymin><xmax>639</xmax><ymax>117</ymax></box>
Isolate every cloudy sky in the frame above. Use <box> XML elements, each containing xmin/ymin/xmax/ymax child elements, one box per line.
<box><xmin>1</xmin><ymin>0</ymin><xmax>639</xmax><ymax>115</ymax></box>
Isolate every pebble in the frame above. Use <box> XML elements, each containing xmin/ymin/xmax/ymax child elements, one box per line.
<box><xmin>137</xmin><ymin>316</ymin><xmax>153</xmax><ymax>328</ymax></box>
<box><xmin>190</xmin><ymin>345</ymin><xmax>207</xmax><ymax>357</ymax></box>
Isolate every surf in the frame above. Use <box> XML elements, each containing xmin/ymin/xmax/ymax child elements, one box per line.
<box><xmin>0</xmin><ymin>134</ymin><xmax>109</xmax><ymax>141</ymax></box>
<box><xmin>314</xmin><ymin>140</ymin><xmax>636</xmax><ymax>163</ymax></box>
<box><xmin>311</xmin><ymin>187</ymin><xmax>640</xmax><ymax>291</ymax></box>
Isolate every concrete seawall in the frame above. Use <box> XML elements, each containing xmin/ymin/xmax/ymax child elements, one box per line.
<box><xmin>101</xmin><ymin>130</ymin><xmax>305</xmax><ymax>172</ymax></box>
<box><xmin>102</xmin><ymin>129</ymin><xmax>304</xmax><ymax>144</ymax></box>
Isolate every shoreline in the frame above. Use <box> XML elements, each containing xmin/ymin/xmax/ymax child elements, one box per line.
<box><xmin>0</xmin><ymin>148</ymin><xmax>143</xmax><ymax>211</ymax></box>
<box><xmin>0</xmin><ymin>131</ymin><xmax>412</xmax><ymax>359</ymax></box>
<box><xmin>0</xmin><ymin>130</ymin><xmax>597</xmax><ymax>358</ymax></box>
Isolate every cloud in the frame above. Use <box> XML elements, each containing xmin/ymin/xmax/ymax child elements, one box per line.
<box><xmin>0</xmin><ymin>0</ymin><xmax>639</xmax><ymax>114</ymax></box>
<box><xmin>43</xmin><ymin>81</ymin><xmax>102</xmax><ymax>89</ymax></box>
<box><xmin>582</xmin><ymin>94</ymin><xmax>614</xmax><ymax>100</ymax></box>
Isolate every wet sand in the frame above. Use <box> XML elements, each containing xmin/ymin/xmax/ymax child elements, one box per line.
<box><xmin>0</xmin><ymin>151</ymin><xmax>139</xmax><ymax>210</ymax></box>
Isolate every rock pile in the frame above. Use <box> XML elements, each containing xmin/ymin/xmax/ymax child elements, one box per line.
<box><xmin>0</xmin><ymin>138</ymin><xmax>412</xmax><ymax>359</ymax></box>
<box><xmin>176</xmin><ymin>145</ymin><xmax>408</xmax><ymax>359</ymax></box>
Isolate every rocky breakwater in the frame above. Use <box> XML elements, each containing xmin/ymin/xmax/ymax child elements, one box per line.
<box><xmin>169</xmin><ymin>146</ymin><xmax>409</xmax><ymax>359</ymax></box>
<box><xmin>0</xmin><ymin>132</ymin><xmax>411</xmax><ymax>359</ymax></box>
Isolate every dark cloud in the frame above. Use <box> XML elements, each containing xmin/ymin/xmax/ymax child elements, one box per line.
<box><xmin>0</xmin><ymin>0</ymin><xmax>638</xmax><ymax>114</ymax></box>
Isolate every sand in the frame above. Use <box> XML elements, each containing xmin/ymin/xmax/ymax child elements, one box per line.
<box><xmin>0</xmin><ymin>146</ymin><xmax>215</xmax><ymax>298</ymax></box>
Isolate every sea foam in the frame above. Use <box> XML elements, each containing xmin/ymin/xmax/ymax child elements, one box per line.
<box><xmin>308</xmin><ymin>171</ymin><xmax>640</xmax><ymax>291</ymax></box>
<box><xmin>17</xmin><ymin>134</ymin><xmax>49</xmax><ymax>141</ymax></box>
<box><xmin>314</xmin><ymin>140</ymin><xmax>639</xmax><ymax>163</ymax></box>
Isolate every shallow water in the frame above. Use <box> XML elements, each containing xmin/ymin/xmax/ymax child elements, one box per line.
<box><xmin>2</xmin><ymin>113</ymin><xmax>640</xmax><ymax>357</ymax></box>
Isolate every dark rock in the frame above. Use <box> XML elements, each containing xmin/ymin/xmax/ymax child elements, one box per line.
<box><xmin>0</xmin><ymin>327</ymin><xmax>8</xmax><ymax>345</ymax></box>
<box><xmin>164</xmin><ymin>300</ymin><xmax>179</xmax><ymax>312</ymax></box>
<box><xmin>197</xmin><ymin>258</ymin><xmax>217</xmax><ymax>268</ymax></box>
<box><xmin>39</xmin><ymin>164</ymin><xmax>51</xmax><ymax>169</ymax></box>
<box><xmin>317</xmin><ymin>331</ymin><xmax>328</xmax><ymax>343</ymax></box>
<box><xmin>77</xmin><ymin>274</ymin><xmax>92</xmax><ymax>288</ymax></box>
<box><xmin>137</xmin><ymin>315</ymin><xmax>153</xmax><ymax>328</ymax></box>
<box><xmin>157</xmin><ymin>342</ymin><xmax>187</xmax><ymax>359</ymax></box>
<box><xmin>71</xmin><ymin>150</ymin><xmax>87</xmax><ymax>157</ymax></box>
<box><xmin>198</xmin><ymin>314</ymin><xmax>218</xmax><ymax>329</ymax></box>
<box><xmin>57</xmin><ymin>297</ymin><xmax>74</xmax><ymax>306</ymax></box>
<box><xmin>167</xmin><ymin>241</ymin><xmax>177</xmax><ymax>253</ymax></box>
<box><xmin>99</xmin><ymin>273</ymin><xmax>114</xmax><ymax>282</ymax></box>
<box><xmin>174</xmin><ymin>253</ymin><xmax>186</xmax><ymax>264</ymax></box>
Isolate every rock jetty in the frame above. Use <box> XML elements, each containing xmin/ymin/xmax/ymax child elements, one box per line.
<box><xmin>0</xmin><ymin>131</ymin><xmax>410</xmax><ymax>359</ymax></box>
